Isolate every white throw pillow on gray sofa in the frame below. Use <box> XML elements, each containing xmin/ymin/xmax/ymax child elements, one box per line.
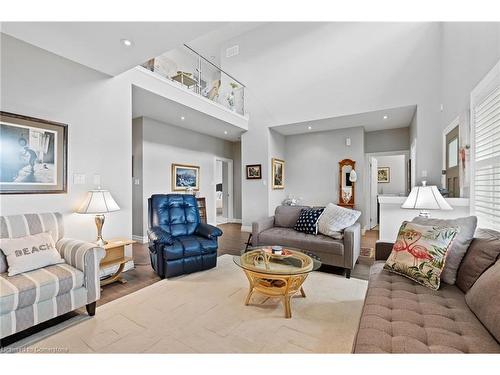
<box><xmin>318</xmin><ymin>203</ymin><xmax>361</xmax><ymax>239</ymax></box>
<box><xmin>0</xmin><ymin>232</ymin><xmax>64</xmax><ymax>276</ymax></box>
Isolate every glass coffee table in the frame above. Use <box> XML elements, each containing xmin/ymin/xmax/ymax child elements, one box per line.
<box><xmin>233</xmin><ymin>247</ymin><xmax>321</xmax><ymax>318</ymax></box>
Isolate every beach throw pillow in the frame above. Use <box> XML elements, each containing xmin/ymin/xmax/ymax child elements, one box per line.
<box><xmin>318</xmin><ymin>203</ymin><xmax>361</xmax><ymax>238</ymax></box>
<box><xmin>412</xmin><ymin>216</ymin><xmax>477</xmax><ymax>285</ymax></box>
<box><xmin>384</xmin><ymin>221</ymin><xmax>459</xmax><ymax>290</ymax></box>
<box><xmin>0</xmin><ymin>232</ymin><xmax>64</xmax><ymax>276</ymax></box>
<box><xmin>294</xmin><ymin>208</ymin><xmax>324</xmax><ymax>235</ymax></box>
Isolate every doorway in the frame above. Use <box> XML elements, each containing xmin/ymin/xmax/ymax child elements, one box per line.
<box><xmin>443</xmin><ymin>118</ymin><xmax>460</xmax><ymax>197</ymax></box>
<box><xmin>365</xmin><ymin>151</ymin><xmax>410</xmax><ymax>230</ymax></box>
<box><xmin>215</xmin><ymin>157</ymin><xmax>233</xmax><ymax>224</ymax></box>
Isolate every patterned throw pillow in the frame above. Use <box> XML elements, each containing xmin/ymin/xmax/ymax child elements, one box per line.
<box><xmin>318</xmin><ymin>203</ymin><xmax>361</xmax><ymax>238</ymax></box>
<box><xmin>294</xmin><ymin>208</ymin><xmax>324</xmax><ymax>235</ymax></box>
<box><xmin>383</xmin><ymin>221</ymin><xmax>459</xmax><ymax>290</ymax></box>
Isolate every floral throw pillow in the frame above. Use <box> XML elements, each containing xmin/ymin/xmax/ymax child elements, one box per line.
<box><xmin>383</xmin><ymin>221</ymin><xmax>459</xmax><ymax>290</ymax></box>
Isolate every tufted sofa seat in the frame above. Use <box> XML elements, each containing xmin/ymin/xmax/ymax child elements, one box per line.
<box><xmin>354</xmin><ymin>228</ymin><xmax>500</xmax><ymax>353</ymax></box>
<box><xmin>354</xmin><ymin>262</ymin><xmax>499</xmax><ymax>353</ymax></box>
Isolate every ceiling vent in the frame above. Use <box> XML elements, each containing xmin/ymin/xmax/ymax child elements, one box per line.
<box><xmin>226</xmin><ymin>45</ymin><xmax>239</xmax><ymax>58</ymax></box>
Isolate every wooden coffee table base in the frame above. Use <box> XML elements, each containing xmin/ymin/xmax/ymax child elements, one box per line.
<box><xmin>242</xmin><ymin>269</ymin><xmax>309</xmax><ymax>318</ymax></box>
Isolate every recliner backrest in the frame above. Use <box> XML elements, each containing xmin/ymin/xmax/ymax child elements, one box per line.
<box><xmin>149</xmin><ymin>194</ymin><xmax>200</xmax><ymax>237</ymax></box>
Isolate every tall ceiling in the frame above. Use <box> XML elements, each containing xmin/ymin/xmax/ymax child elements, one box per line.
<box><xmin>0</xmin><ymin>22</ymin><xmax>239</xmax><ymax>75</ymax></box>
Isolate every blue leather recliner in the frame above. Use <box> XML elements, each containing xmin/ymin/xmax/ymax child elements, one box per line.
<box><xmin>147</xmin><ymin>194</ymin><xmax>223</xmax><ymax>278</ymax></box>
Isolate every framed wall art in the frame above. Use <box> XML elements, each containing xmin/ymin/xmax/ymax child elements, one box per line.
<box><xmin>171</xmin><ymin>163</ymin><xmax>200</xmax><ymax>191</ymax></box>
<box><xmin>246</xmin><ymin>164</ymin><xmax>262</xmax><ymax>179</ymax></box>
<box><xmin>377</xmin><ymin>167</ymin><xmax>390</xmax><ymax>183</ymax></box>
<box><xmin>272</xmin><ymin>158</ymin><xmax>285</xmax><ymax>189</ymax></box>
<box><xmin>0</xmin><ymin>111</ymin><xmax>68</xmax><ymax>194</ymax></box>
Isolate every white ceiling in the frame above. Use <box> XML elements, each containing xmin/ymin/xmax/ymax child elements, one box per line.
<box><xmin>270</xmin><ymin>105</ymin><xmax>416</xmax><ymax>136</ymax></box>
<box><xmin>132</xmin><ymin>86</ymin><xmax>244</xmax><ymax>142</ymax></box>
<box><xmin>0</xmin><ymin>22</ymin><xmax>226</xmax><ymax>75</ymax></box>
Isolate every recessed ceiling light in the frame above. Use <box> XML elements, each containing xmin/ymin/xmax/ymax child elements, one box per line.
<box><xmin>307</xmin><ymin>126</ymin><xmax>312</xmax><ymax>130</ymax></box>
<box><xmin>383</xmin><ymin>115</ymin><xmax>388</xmax><ymax>120</ymax></box>
<box><xmin>181</xmin><ymin>116</ymin><xmax>185</xmax><ymax>120</ymax></box>
<box><xmin>224</xmin><ymin>130</ymin><xmax>228</xmax><ymax>135</ymax></box>
<box><xmin>121</xmin><ymin>39</ymin><xmax>133</xmax><ymax>47</ymax></box>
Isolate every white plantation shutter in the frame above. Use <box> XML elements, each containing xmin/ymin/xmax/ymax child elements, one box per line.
<box><xmin>471</xmin><ymin>61</ymin><xmax>500</xmax><ymax>230</ymax></box>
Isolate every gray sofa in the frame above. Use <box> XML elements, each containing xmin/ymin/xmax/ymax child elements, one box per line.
<box><xmin>353</xmin><ymin>228</ymin><xmax>500</xmax><ymax>353</ymax></box>
<box><xmin>252</xmin><ymin>205</ymin><xmax>361</xmax><ymax>278</ymax></box>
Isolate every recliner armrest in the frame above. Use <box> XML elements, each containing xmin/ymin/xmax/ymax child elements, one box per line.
<box><xmin>375</xmin><ymin>241</ymin><xmax>394</xmax><ymax>261</ymax></box>
<box><xmin>195</xmin><ymin>223</ymin><xmax>223</xmax><ymax>239</ymax></box>
<box><xmin>148</xmin><ymin>226</ymin><xmax>174</xmax><ymax>246</ymax></box>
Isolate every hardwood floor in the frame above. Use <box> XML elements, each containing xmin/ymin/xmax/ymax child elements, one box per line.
<box><xmin>99</xmin><ymin>223</ymin><xmax>379</xmax><ymax>305</ymax></box>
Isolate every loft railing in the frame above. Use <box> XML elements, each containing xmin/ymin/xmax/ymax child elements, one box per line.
<box><xmin>141</xmin><ymin>44</ymin><xmax>245</xmax><ymax>115</ymax></box>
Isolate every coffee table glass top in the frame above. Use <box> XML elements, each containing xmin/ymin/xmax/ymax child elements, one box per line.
<box><xmin>233</xmin><ymin>247</ymin><xmax>321</xmax><ymax>275</ymax></box>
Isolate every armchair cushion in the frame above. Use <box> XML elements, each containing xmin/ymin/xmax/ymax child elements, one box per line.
<box><xmin>148</xmin><ymin>226</ymin><xmax>174</xmax><ymax>246</ymax></box>
<box><xmin>195</xmin><ymin>223</ymin><xmax>222</xmax><ymax>240</ymax></box>
<box><xmin>163</xmin><ymin>235</ymin><xmax>218</xmax><ymax>260</ymax></box>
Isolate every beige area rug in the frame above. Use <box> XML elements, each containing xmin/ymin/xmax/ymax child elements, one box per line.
<box><xmin>27</xmin><ymin>255</ymin><xmax>368</xmax><ymax>353</ymax></box>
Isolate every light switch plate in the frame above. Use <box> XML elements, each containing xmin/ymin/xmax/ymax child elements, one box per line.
<box><xmin>73</xmin><ymin>174</ymin><xmax>86</xmax><ymax>185</ymax></box>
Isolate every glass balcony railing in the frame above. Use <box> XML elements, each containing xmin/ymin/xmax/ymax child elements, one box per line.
<box><xmin>140</xmin><ymin>44</ymin><xmax>245</xmax><ymax>116</ymax></box>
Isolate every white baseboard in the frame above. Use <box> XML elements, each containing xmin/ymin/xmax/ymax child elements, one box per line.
<box><xmin>228</xmin><ymin>218</ymin><xmax>242</xmax><ymax>224</ymax></box>
<box><xmin>132</xmin><ymin>235</ymin><xmax>148</xmax><ymax>243</ymax></box>
<box><xmin>240</xmin><ymin>225</ymin><xmax>252</xmax><ymax>233</ymax></box>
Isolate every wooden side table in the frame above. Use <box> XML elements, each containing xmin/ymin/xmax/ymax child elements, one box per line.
<box><xmin>100</xmin><ymin>238</ymin><xmax>135</xmax><ymax>287</ymax></box>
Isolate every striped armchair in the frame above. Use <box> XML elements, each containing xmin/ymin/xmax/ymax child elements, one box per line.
<box><xmin>0</xmin><ymin>213</ymin><xmax>105</xmax><ymax>340</ymax></box>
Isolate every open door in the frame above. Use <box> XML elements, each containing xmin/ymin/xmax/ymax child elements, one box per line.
<box><xmin>370</xmin><ymin>157</ymin><xmax>378</xmax><ymax>229</ymax></box>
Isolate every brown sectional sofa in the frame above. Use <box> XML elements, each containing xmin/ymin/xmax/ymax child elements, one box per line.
<box><xmin>353</xmin><ymin>228</ymin><xmax>500</xmax><ymax>353</ymax></box>
<box><xmin>252</xmin><ymin>205</ymin><xmax>360</xmax><ymax>278</ymax></box>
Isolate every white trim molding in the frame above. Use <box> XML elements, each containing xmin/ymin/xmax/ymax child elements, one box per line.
<box><xmin>132</xmin><ymin>235</ymin><xmax>148</xmax><ymax>244</ymax></box>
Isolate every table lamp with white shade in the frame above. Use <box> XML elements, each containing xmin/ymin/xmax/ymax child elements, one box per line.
<box><xmin>401</xmin><ymin>181</ymin><xmax>452</xmax><ymax>218</ymax></box>
<box><xmin>77</xmin><ymin>188</ymin><xmax>120</xmax><ymax>246</ymax></box>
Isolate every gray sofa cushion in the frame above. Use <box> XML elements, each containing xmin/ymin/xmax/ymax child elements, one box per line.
<box><xmin>258</xmin><ymin>227</ymin><xmax>344</xmax><ymax>256</ymax></box>
<box><xmin>274</xmin><ymin>205</ymin><xmax>308</xmax><ymax>228</ymax></box>
<box><xmin>412</xmin><ymin>216</ymin><xmax>477</xmax><ymax>285</ymax></box>
<box><xmin>354</xmin><ymin>262</ymin><xmax>500</xmax><ymax>353</ymax></box>
<box><xmin>456</xmin><ymin>228</ymin><xmax>500</xmax><ymax>292</ymax></box>
<box><xmin>465</xmin><ymin>260</ymin><xmax>500</xmax><ymax>342</ymax></box>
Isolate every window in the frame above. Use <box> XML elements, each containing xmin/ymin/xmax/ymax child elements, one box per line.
<box><xmin>471</xmin><ymin>60</ymin><xmax>500</xmax><ymax>230</ymax></box>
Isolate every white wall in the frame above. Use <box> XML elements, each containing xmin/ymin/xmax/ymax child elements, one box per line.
<box><xmin>133</xmin><ymin>116</ymin><xmax>239</xmax><ymax>236</ymax></box>
<box><xmin>220</xmin><ymin>22</ymin><xmax>442</xmax><ymax>226</ymax></box>
<box><xmin>375</xmin><ymin>155</ymin><xmax>407</xmax><ymax>195</ymax></box>
<box><xmin>0</xmin><ymin>33</ymin><xmax>132</xmax><ymax>243</ymax></box>
<box><xmin>285</xmin><ymin>126</ymin><xmax>365</xmax><ymax>222</ymax></box>
<box><xmin>365</xmin><ymin>127</ymin><xmax>410</xmax><ymax>153</ymax></box>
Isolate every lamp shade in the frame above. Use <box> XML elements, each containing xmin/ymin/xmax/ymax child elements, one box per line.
<box><xmin>401</xmin><ymin>185</ymin><xmax>452</xmax><ymax>211</ymax></box>
<box><xmin>77</xmin><ymin>189</ymin><xmax>120</xmax><ymax>214</ymax></box>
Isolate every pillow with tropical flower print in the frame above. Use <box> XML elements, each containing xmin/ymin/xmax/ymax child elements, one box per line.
<box><xmin>383</xmin><ymin>221</ymin><xmax>459</xmax><ymax>290</ymax></box>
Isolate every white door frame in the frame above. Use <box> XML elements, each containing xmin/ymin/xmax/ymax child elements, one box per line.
<box><xmin>214</xmin><ymin>157</ymin><xmax>234</xmax><ymax>223</ymax></box>
<box><xmin>364</xmin><ymin>150</ymin><xmax>410</xmax><ymax>231</ymax></box>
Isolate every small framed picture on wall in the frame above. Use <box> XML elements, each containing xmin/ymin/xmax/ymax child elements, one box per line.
<box><xmin>246</xmin><ymin>164</ymin><xmax>262</xmax><ymax>179</ymax></box>
<box><xmin>272</xmin><ymin>158</ymin><xmax>285</xmax><ymax>189</ymax></box>
<box><xmin>377</xmin><ymin>167</ymin><xmax>390</xmax><ymax>183</ymax></box>
<box><xmin>171</xmin><ymin>163</ymin><xmax>200</xmax><ymax>191</ymax></box>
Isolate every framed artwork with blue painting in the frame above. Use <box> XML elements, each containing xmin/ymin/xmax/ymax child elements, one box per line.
<box><xmin>0</xmin><ymin>111</ymin><xmax>68</xmax><ymax>194</ymax></box>
<box><xmin>171</xmin><ymin>163</ymin><xmax>200</xmax><ymax>191</ymax></box>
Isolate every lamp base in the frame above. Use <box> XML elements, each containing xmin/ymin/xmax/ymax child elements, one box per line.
<box><xmin>95</xmin><ymin>214</ymin><xmax>108</xmax><ymax>247</ymax></box>
<box><xmin>419</xmin><ymin>210</ymin><xmax>431</xmax><ymax>218</ymax></box>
